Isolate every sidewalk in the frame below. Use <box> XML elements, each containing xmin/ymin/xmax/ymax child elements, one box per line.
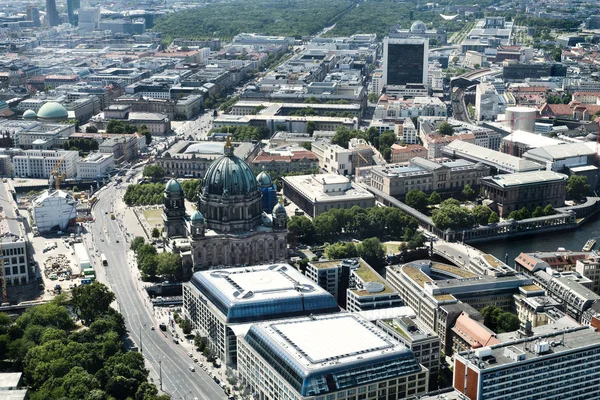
<box><xmin>161</xmin><ymin>310</ymin><xmax>239</xmax><ymax>398</ymax></box>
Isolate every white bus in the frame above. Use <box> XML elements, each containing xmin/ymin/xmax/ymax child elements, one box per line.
<box><xmin>101</xmin><ymin>253</ymin><xmax>108</xmax><ymax>266</ymax></box>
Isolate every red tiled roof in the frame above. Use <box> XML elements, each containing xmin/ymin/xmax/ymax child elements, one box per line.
<box><xmin>452</xmin><ymin>312</ymin><xmax>500</xmax><ymax>349</ymax></box>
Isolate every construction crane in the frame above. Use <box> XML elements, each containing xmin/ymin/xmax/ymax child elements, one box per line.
<box><xmin>50</xmin><ymin>157</ymin><xmax>66</xmax><ymax>190</ymax></box>
<box><xmin>0</xmin><ymin>215</ymin><xmax>21</xmax><ymax>304</ymax></box>
<box><xmin>354</xmin><ymin>151</ymin><xmax>372</xmax><ymax>181</ymax></box>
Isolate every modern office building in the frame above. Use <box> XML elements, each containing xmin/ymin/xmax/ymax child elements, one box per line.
<box><xmin>377</xmin><ymin>315</ymin><xmax>441</xmax><ymax>377</ymax></box>
<box><xmin>182</xmin><ymin>264</ymin><xmax>339</xmax><ymax>365</ymax></box>
<box><xmin>479</xmin><ymin>171</ymin><xmax>567</xmax><ymax>217</ymax></box>
<box><xmin>76</xmin><ymin>152</ymin><xmax>114</xmax><ymax>179</ymax></box>
<box><xmin>45</xmin><ymin>0</ymin><xmax>60</xmax><ymax>27</ymax></box>
<box><xmin>12</xmin><ymin>150</ymin><xmax>78</xmax><ymax>179</ymax></box>
<box><xmin>66</xmin><ymin>0</ymin><xmax>80</xmax><ymax>25</ymax></box>
<box><xmin>382</xmin><ymin>37</ymin><xmax>429</xmax><ymax>90</ymax></box>
<box><xmin>238</xmin><ymin>313</ymin><xmax>429</xmax><ymax>400</ymax></box>
<box><xmin>453</xmin><ymin>325</ymin><xmax>600</xmax><ymax>400</ymax></box>
<box><xmin>386</xmin><ymin>261</ymin><xmax>532</xmax><ymax>339</ymax></box>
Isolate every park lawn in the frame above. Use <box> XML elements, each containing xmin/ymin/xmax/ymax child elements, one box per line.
<box><xmin>142</xmin><ymin>208</ymin><xmax>163</xmax><ymax>227</ymax></box>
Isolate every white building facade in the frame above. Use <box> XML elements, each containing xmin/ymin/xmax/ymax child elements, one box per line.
<box><xmin>13</xmin><ymin>150</ymin><xmax>78</xmax><ymax>179</ymax></box>
<box><xmin>76</xmin><ymin>152</ymin><xmax>115</xmax><ymax>179</ymax></box>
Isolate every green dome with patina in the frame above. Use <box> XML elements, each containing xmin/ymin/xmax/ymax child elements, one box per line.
<box><xmin>23</xmin><ymin>109</ymin><xmax>37</xmax><ymax>119</ymax></box>
<box><xmin>37</xmin><ymin>102</ymin><xmax>68</xmax><ymax>120</ymax></box>
<box><xmin>165</xmin><ymin>178</ymin><xmax>183</xmax><ymax>193</ymax></box>
<box><xmin>202</xmin><ymin>139</ymin><xmax>258</xmax><ymax>196</ymax></box>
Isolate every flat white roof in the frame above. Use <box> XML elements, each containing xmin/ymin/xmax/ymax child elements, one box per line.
<box><xmin>259</xmin><ymin>314</ymin><xmax>410</xmax><ymax>369</ymax></box>
<box><xmin>482</xmin><ymin>170</ymin><xmax>567</xmax><ymax>187</ymax></box>
<box><xmin>275</xmin><ymin>316</ymin><xmax>389</xmax><ymax>363</ymax></box>
<box><xmin>192</xmin><ymin>264</ymin><xmax>334</xmax><ymax>306</ymax></box>
<box><xmin>283</xmin><ymin>174</ymin><xmax>375</xmax><ymax>203</ymax></box>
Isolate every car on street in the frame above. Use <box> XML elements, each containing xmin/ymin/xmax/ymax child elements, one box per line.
<box><xmin>189</xmin><ymin>366</ymin><xmax>195</xmax><ymax>372</ymax></box>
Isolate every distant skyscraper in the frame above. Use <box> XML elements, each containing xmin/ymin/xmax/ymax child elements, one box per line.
<box><xmin>78</xmin><ymin>7</ymin><xmax>100</xmax><ymax>32</ymax></box>
<box><xmin>67</xmin><ymin>0</ymin><xmax>80</xmax><ymax>25</ymax></box>
<box><xmin>382</xmin><ymin>37</ymin><xmax>429</xmax><ymax>88</ymax></box>
<box><xmin>45</xmin><ymin>0</ymin><xmax>60</xmax><ymax>27</ymax></box>
<box><xmin>27</xmin><ymin>5</ymin><xmax>41</xmax><ymax>27</ymax></box>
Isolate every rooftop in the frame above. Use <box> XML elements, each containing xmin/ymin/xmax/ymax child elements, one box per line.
<box><xmin>188</xmin><ymin>264</ymin><xmax>339</xmax><ymax>323</ymax></box>
<box><xmin>481</xmin><ymin>171</ymin><xmax>567</xmax><ymax>188</ymax></box>
<box><xmin>442</xmin><ymin>140</ymin><xmax>542</xmax><ymax>172</ymax></box>
<box><xmin>245</xmin><ymin>313</ymin><xmax>422</xmax><ymax>396</ymax></box>
<box><xmin>351</xmin><ymin>259</ymin><xmax>396</xmax><ymax>296</ymax></box>
<box><xmin>457</xmin><ymin>326</ymin><xmax>600</xmax><ymax>370</ymax></box>
<box><xmin>282</xmin><ymin>174</ymin><xmax>375</xmax><ymax>204</ymax></box>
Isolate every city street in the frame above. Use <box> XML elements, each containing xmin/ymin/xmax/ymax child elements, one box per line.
<box><xmin>87</xmin><ymin>180</ymin><xmax>227</xmax><ymax>400</ymax></box>
<box><xmin>173</xmin><ymin>111</ymin><xmax>215</xmax><ymax>141</ymax></box>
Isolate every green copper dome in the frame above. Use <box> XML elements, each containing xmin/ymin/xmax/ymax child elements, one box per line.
<box><xmin>191</xmin><ymin>210</ymin><xmax>205</xmax><ymax>222</ymax></box>
<box><xmin>256</xmin><ymin>170</ymin><xmax>273</xmax><ymax>188</ymax></box>
<box><xmin>202</xmin><ymin>153</ymin><xmax>258</xmax><ymax>196</ymax></box>
<box><xmin>23</xmin><ymin>109</ymin><xmax>37</xmax><ymax>119</ymax></box>
<box><xmin>37</xmin><ymin>102</ymin><xmax>68</xmax><ymax>120</ymax></box>
<box><xmin>165</xmin><ymin>178</ymin><xmax>183</xmax><ymax>193</ymax></box>
<box><xmin>272</xmin><ymin>202</ymin><xmax>286</xmax><ymax>215</ymax></box>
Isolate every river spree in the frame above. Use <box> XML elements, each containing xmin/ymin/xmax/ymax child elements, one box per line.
<box><xmin>476</xmin><ymin>214</ymin><xmax>600</xmax><ymax>264</ymax></box>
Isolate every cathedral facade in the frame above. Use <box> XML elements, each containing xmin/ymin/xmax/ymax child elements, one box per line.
<box><xmin>163</xmin><ymin>138</ymin><xmax>288</xmax><ymax>270</ymax></box>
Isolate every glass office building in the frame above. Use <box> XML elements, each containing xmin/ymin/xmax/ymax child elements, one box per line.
<box><xmin>238</xmin><ymin>314</ymin><xmax>429</xmax><ymax>400</ymax></box>
<box><xmin>183</xmin><ymin>264</ymin><xmax>339</xmax><ymax>365</ymax></box>
<box><xmin>383</xmin><ymin>37</ymin><xmax>429</xmax><ymax>88</ymax></box>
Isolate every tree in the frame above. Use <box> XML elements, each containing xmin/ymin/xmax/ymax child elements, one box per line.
<box><xmin>138</xmin><ymin>124</ymin><xmax>152</xmax><ymax>145</ymax></box>
<box><xmin>130</xmin><ymin>236</ymin><xmax>145</xmax><ymax>252</ymax></box>
<box><xmin>368</xmin><ymin>92</ymin><xmax>380</xmax><ymax>103</ymax></box>
<box><xmin>195</xmin><ymin>336</ymin><xmax>208</xmax><ymax>352</ymax></box>
<box><xmin>432</xmin><ymin>202</ymin><xmax>475</xmax><ymax>230</ymax></box>
<box><xmin>379</xmin><ymin>132</ymin><xmax>396</xmax><ymax>149</ymax></box>
<box><xmin>543</xmin><ymin>204</ymin><xmax>555</xmax><ymax>216</ymax></box>
<box><xmin>428</xmin><ymin>191</ymin><xmax>441</xmax><ymax>205</ymax></box>
<box><xmin>142</xmin><ymin>165</ymin><xmax>165</xmax><ymax>181</ymax></box>
<box><xmin>287</xmin><ymin>216</ymin><xmax>316</xmax><ymax>245</ymax></box>
<box><xmin>72</xmin><ymin>186</ymin><xmax>79</xmax><ymax>193</ymax></box>
<box><xmin>180</xmin><ymin>319</ymin><xmax>192</xmax><ymax>335</ymax></box>
<box><xmin>357</xmin><ymin>237</ymin><xmax>385</xmax><ymax>268</ymax></box>
<box><xmin>70</xmin><ymin>282</ymin><xmax>116</xmax><ymax>325</ymax></box>
<box><xmin>488</xmin><ymin>211</ymin><xmax>500</xmax><ymax>224</ymax></box>
<box><xmin>305</xmin><ymin>120</ymin><xmax>317</xmax><ymax>136</ymax></box>
<box><xmin>325</xmin><ymin>242</ymin><xmax>357</xmax><ymax>259</ymax></box>
<box><xmin>407</xmin><ymin>231</ymin><xmax>426</xmax><ymax>249</ymax></box>
<box><xmin>566</xmin><ymin>175</ymin><xmax>590</xmax><ymax>201</ymax></box>
<box><xmin>381</xmin><ymin>146</ymin><xmax>392</xmax><ymax>162</ymax></box>
<box><xmin>496</xmin><ymin>312</ymin><xmax>520</xmax><ymax>333</ymax></box>
<box><xmin>156</xmin><ymin>252</ymin><xmax>182</xmax><ymax>280</ymax></box>
<box><xmin>481</xmin><ymin>305</ymin><xmax>503</xmax><ymax>331</ymax></box>
<box><xmin>438</xmin><ymin>121</ymin><xmax>455</xmax><ymax>136</ymax></box>
<box><xmin>85</xmin><ymin>126</ymin><xmax>98</xmax><ymax>133</ymax></box>
<box><xmin>151</xmin><ymin>228</ymin><xmax>160</xmax><ymax>238</ymax></box>
<box><xmin>405</xmin><ymin>189</ymin><xmax>428</xmax><ymax>213</ymax></box>
<box><xmin>518</xmin><ymin>207</ymin><xmax>531</xmax><ymax>220</ymax></box>
<box><xmin>300</xmin><ymin>142</ymin><xmax>312</xmax><ymax>151</ymax></box>
<box><xmin>331</xmin><ymin>126</ymin><xmax>353</xmax><ymax>149</ymax></box>
<box><xmin>472</xmin><ymin>205</ymin><xmax>492</xmax><ymax>225</ymax></box>
<box><xmin>532</xmin><ymin>206</ymin><xmax>544</xmax><ymax>218</ymax></box>
<box><xmin>462</xmin><ymin>184</ymin><xmax>476</xmax><ymax>201</ymax></box>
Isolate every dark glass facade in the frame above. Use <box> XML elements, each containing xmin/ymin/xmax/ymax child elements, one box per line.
<box><xmin>387</xmin><ymin>43</ymin><xmax>425</xmax><ymax>85</ymax></box>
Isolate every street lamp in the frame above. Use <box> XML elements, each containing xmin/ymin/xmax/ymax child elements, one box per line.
<box><xmin>140</xmin><ymin>325</ymin><xmax>143</xmax><ymax>353</ymax></box>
